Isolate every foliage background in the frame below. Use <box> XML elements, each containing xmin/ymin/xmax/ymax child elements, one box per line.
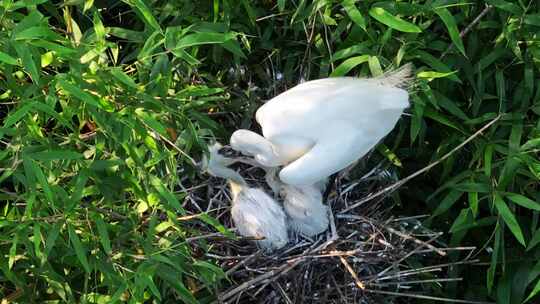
<box><xmin>0</xmin><ymin>0</ymin><xmax>539</xmax><ymax>303</ymax></box>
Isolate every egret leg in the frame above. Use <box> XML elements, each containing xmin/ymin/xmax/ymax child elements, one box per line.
<box><xmin>279</xmin><ymin>123</ymin><xmax>376</xmax><ymax>186</ymax></box>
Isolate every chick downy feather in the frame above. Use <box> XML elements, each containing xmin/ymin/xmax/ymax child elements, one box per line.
<box><xmin>281</xmin><ymin>184</ymin><xmax>329</xmax><ymax>237</ymax></box>
<box><xmin>204</xmin><ymin>143</ymin><xmax>288</xmax><ymax>250</ymax></box>
<box><xmin>230</xmin><ymin>186</ymin><xmax>289</xmax><ymax>250</ymax></box>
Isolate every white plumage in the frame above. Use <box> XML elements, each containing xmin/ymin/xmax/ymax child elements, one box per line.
<box><xmin>230</xmin><ymin>64</ymin><xmax>411</xmax><ymax>186</ymax></box>
<box><xmin>223</xmin><ymin>65</ymin><xmax>412</xmax><ymax>242</ymax></box>
<box><xmin>281</xmin><ymin>184</ymin><xmax>329</xmax><ymax>237</ymax></box>
<box><xmin>203</xmin><ymin>144</ymin><xmax>288</xmax><ymax>250</ymax></box>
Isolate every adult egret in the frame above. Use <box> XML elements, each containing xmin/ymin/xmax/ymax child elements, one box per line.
<box><xmin>202</xmin><ymin>143</ymin><xmax>289</xmax><ymax>250</ymax></box>
<box><xmin>230</xmin><ymin>64</ymin><xmax>412</xmax><ymax>186</ymax></box>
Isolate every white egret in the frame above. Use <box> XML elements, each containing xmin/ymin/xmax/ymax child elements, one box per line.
<box><xmin>230</xmin><ymin>64</ymin><xmax>412</xmax><ymax>186</ymax></box>
<box><xmin>202</xmin><ymin>143</ymin><xmax>289</xmax><ymax>250</ymax></box>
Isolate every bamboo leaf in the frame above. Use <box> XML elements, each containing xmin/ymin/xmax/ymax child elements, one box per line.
<box><xmin>330</xmin><ymin>55</ymin><xmax>370</xmax><ymax>77</ymax></box>
<box><xmin>95</xmin><ymin>216</ymin><xmax>112</xmax><ymax>254</ymax></box>
<box><xmin>342</xmin><ymin>0</ymin><xmax>366</xmax><ymax>30</ymax></box>
<box><xmin>369</xmin><ymin>7</ymin><xmax>421</xmax><ymax>33</ymax></box>
<box><xmin>505</xmin><ymin>193</ymin><xmax>540</xmax><ymax>211</ymax></box>
<box><xmin>434</xmin><ymin>7</ymin><xmax>466</xmax><ymax>56</ymax></box>
<box><xmin>68</xmin><ymin>224</ymin><xmax>91</xmax><ymax>273</ymax></box>
<box><xmin>494</xmin><ymin>194</ymin><xmax>525</xmax><ymax>246</ymax></box>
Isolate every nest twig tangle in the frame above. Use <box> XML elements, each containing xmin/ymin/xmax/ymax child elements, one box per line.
<box><xmin>182</xmin><ymin>154</ymin><xmax>494</xmax><ymax>304</ymax></box>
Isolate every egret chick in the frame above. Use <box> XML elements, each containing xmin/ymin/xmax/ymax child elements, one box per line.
<box><xmin>202</xmin><ymin>143</ymin><xmax>288</xmax><ymax>251</ymax></box>
<box><xmin>263</xmin><ymin>167</ymin><xmax>329</xmax><ymax>237</ymax></box>
<box><xmin>281</xmin><ymin>183</ymin><xmax>329</xmax><ymax>237</ymax></box>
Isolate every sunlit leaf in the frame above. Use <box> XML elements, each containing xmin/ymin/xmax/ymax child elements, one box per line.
<box><xmin>369</xmin><ymin>7</ymin><xmax>421</xmax><ymax>33</ymax></box>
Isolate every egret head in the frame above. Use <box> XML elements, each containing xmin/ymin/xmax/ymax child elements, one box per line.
<box><xmin>201</xmin><ymin>143</ymin><xmax>245</xmax><ymax>187</ymax></box>
<box><xmin>230</xmin><ymin>129</ymin><xmax>281</xmax><ymax>167</ymax></box>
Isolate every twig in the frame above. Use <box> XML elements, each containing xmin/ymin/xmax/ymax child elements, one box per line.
<box><xmin>369</xmin><ymin>233</ymin><xmax>443</xmax><ymax>284</ymax></box>
<box><xmin>225</xmin><ymin>250</ymin><xmax>263</xmax><ymax>276</ymax></box>
<box><xmin>341</xmin><ymin>114</ymin><xmax>502</xmax><ymax>213</ymax></box>
<box><xmin>219</xmin><ymin>236</ymin><xmax>338</xmax><ymax>302</ymax></box>
<box><xmin>339</xmin><ymin>256</ymin><xmax>365</xmax><ymax>289</ymax></box>
<box><xmin>371</xmin><ymin>277</ymin><xmax>462</xmax><ymax>287</ymax></box>
<box><xmin>384</xmin><ymin>226</ymin><xmax>447</xmax><ymax>256</ymax></box>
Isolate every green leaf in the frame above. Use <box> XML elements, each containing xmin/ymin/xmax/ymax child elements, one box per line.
<box><xmin>222</xmin><ymin>39</ymin><xmax>246</xmax><ymax>58</ymax></box>
<box><xmin>369</xmin><ymin>7</ymin><xmax>421</xmax><ymax>33</ymax></box>
<box><xmin>449</xmin><ymin>208</ymin><xmax>474</xmax><ymax>233</ymax></box>
<box><xmin>33</xmin><ymin>223</ymin><xmax>43</xmax><ymax>261</ymax></box>
<box><xmin>29</xmin><ymin>150</ymin><xmax>83</xmax><ymax>161</ymax></box>
<box><xmin>331</xmin><ymin>42</ymin><xmax>371</xmax><ymax>62</ymax></box>
<box><xmin>110</xmin><ymin>68</ymin><xmax>138</xmax><ymax>89</ymax></box>
<box><xmin>30</xmin><ymin>40</ymin><xmax>77</xmax><ymax>56</ymax></box>
<box><xmin>368</xmin><ymin>56</ymin><xmax>383</xmax><ymax>76</ymax></box>
<box><xmin>330</xmin><ymin>55</ymin><xmax>369</xmax><ymax>77</ymax></box>
<box><xmin>523</xmin><ymin>279</ymin><xmax>540</xmax><ymax>303</ymax></box>
<box><xmin>199</xmin><ymin>213</ymin><xmax>235</xmax><ymax>238</ymax></box>
<box><xmin>278</xmin><ymin>0</ymin><xmax>285</xmax><ymax>11</ymax></box>
<box><xmin>524</xmin><ymin>14</ymin><xmax>540</xmax><ymax>27</ymax></box>
<box><xmin>68</xmin><ymin>224</ymin><xmax>91</xmax><ymax>273</ymax></box>
<box><xmin>23</xmin><ymin>157</ymin><xmax>54</xmax><ymax>206</ymax></box>
<box><xmin>376</xmin><ymin>144</ymin><xmax>402</xmax><ymax>167</ymax></box>
<box><xmin>44</xmin><ymin>222</ymin><xmax>62</xmax><ymax>261</ymax></box>
<box><xmin>434</xmin><ymin>7</ymin><xmax>466</xmax><ymax>56</ymax></box>
<box><xmin>123</xmin><ymin>0</ymin><xmax>161</xmax><ymax>31</ymax></box>
<box><xmin>57</xmin><ymin>79</ymin><xmax>112</xmax><ymax>111</ymax></box>
<box><xmin>41</xmin><ymin>51</ymin><xmax>53</xmax><ymax>68</ymax></box>
<box><xmin>432</xmin><ymin>190</ymin><xmax>463</xmax><ymax>217</ymax></box>
<box><xmin>423</xmin><ymin>107</ymin><xmax>466</xmax><ymax>133</ymax></box>
<box><xmin>157</xmin><ymin>267</ymin><xmax>198</xmax><ymax>304</ymax></box>
<box><xmin>486</xmin><ymin>0</ymin><xmax>522</xmax><ymax>15</ymax></box>
<box><xmin>527</xmin><ymin>228</ymin><xmax>540</xmax><ymax>252</ymax></box>
<box><xmin>13</xmin><ymin>41</ymin><xmax>39</xmax><ymax>84</ymax></box>
<box><xmin>92</xmin><ymin>12</ymin><xmax>106</xmax><ymax>42</ymax></box>
<box><xmin>4</xmin><ymin>103</ymin><xmax>34</xmax><ymax>127</ymax></box>
<box><xmin>494</xmin><ymin>194</ymin><xmax>525</xmax><ymax>246</ymax></box>
<box><xmin>135</xmin><ymin>108</ymin><xmax>168</xmax><ymax>137</ymax></box>
<box><xmin>14</xmin><ymin>26</ymin><xmax>62</xmax><ymax>41</ymax></box>
<box><xmin>150</xmin><ymin>175</ymin><xmax>185</xmax><ymax>214</ymax></box>
<box><xmin>174</xmin><ymin>32</ymin><xmax>235</xmax><ymax>49</ymax></box>
<box><xmin>505</xmin><ymin>193</ymin><xmax>540</xmax><ymax>211</ymax></box>
<box><xmin>413</xmin><ymin>50</ymin><xmax>461</xmax><ymax>83</ymax></box>
<box><xmin>452</xmin><ymin>182</ymin><xmax>491</xmax><ymax>193</ymax></box>
<box><xmin>95</xmin><ymin>216</ymin><xmax>112</xmax><ymax>254</ymax></box>
<box><xmin>488</xmin><ymin>223</ymin><xmax>501</xmax><ymax>293</ymax></box>
<box><xmin>0</xmin><ymin>51</ymin><xmax>19</xmax><ymax>65</ymax></box>
<box><xmin>31</xmin><ymin>102</ymin><xmax>74</xmax><ymax>130</ymax></box>
<box><xmin>342</xmin><ymin>0</ymin><xmax>366</xmax><ymax>30</ymax></box>
<box><xmin>9</xmin><ymin>232</ymin><xmax>18</xmax><ymax>270</ymax></box>
<box><xmin>417</xmin><ymin>70</ymin><xmax>458</xmax><ymax>80</ymax></box>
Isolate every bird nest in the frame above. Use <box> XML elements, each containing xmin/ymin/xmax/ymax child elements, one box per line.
<box><xmin>183</xmin><ymin>151</ymin><xmax>484</xmax><ymax>304</ymax></box>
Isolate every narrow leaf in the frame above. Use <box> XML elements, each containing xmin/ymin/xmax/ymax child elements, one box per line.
<box><xmin>505</xmin><ymin>193</ymin><xmax>540</xmax><ymax>211</ymax></box>
<box><xmin>369</xmin><ymin>7</ymin><xmax>421</xmax><ymax>33</ymax></box>
<box><xmin>331</xmin><ymin>55</ymin><xmax>370</xmax><ymax>77</ymax></box>
<box><xmin>342</xmin><ymin>0</ymin><xmax>366</xmax><ymax>30</ymax></box>
<box><xmin>68</xmin><ymin>224</ymin><xmax>91</xmax><ymax>273</ymax></box>
<box><xmin>0</xmin><ymin>51</ymin><xmax>18</xmax><ymax>65</ymax></box>
<box><xmin>494</xmin><ymin>194</ymin><xmax>525</xmax><ymax>246</ymax></box>
<box><xmin>95</xmin><ymin>216</ymin><xmax>112</xmax><ymax>254</ymax></box>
